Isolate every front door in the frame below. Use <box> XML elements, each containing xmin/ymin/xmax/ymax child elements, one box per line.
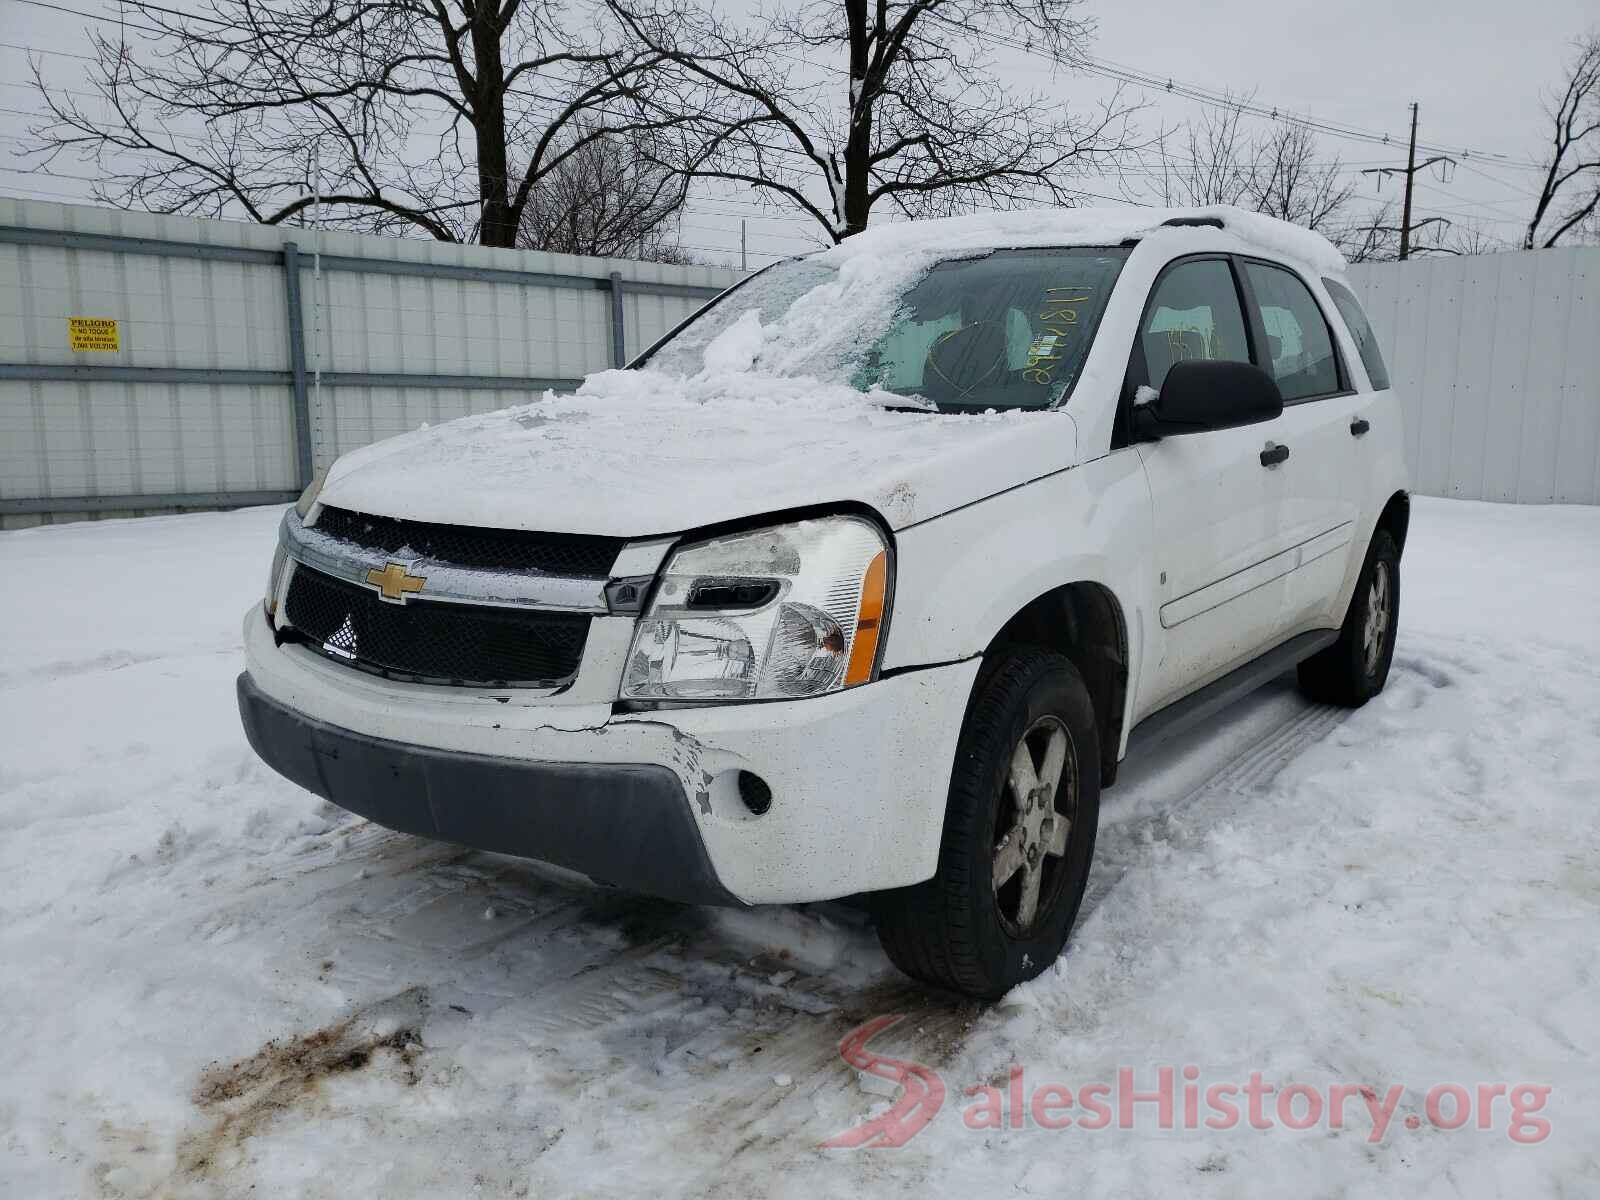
<box><xmin>1130</xmin><ymin>256</ymin><xmax>1296</xmax><ymax>720</ymax></box>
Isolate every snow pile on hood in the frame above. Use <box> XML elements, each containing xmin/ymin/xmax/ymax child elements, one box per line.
<box><xmin>319</xmin><ymin>247</ymin><xmax>1090</xmax><ymax>537</ymax></box>
<box><xmin>320</xmin><ymin>363</ymin><xmax>1069</xmax><ymax>535</ymax></box>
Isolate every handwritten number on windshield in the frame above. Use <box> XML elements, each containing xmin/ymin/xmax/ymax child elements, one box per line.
<box><xmin>1024</xmin><ymin>287</ymin><xmax>1093</xmax><ymax>386</ymax></box>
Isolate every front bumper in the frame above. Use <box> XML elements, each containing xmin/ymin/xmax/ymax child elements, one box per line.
<box><xmin>238</xmin><ymin>672</ymin><xmax>739</xmax><ymax>905</ymax></box>
<box><xmin>240</xmin><ymin>605</ymin><xmax>979</xmax><ymax>905</ymax></box>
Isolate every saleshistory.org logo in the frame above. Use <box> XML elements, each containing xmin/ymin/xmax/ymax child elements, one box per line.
<box><xmin>820</xmin><ymin>1016</ymin><xmax>1554</xmax><ymax>1148</ymax></box>
<box><xmin>819</xmin><ymin>1015</ymin><xmax>948</xmax><ymax>1148</ymax></box>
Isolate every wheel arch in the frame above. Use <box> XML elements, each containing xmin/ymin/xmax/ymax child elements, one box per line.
<box><xmin>983</xmin><ymin>580</ymin><xmax>1131</xmax><ymax>788</ymax></box>
<box><xmin>1376</xmin><ymin>489</ymin><xmax>1410</xmax><ymax>554</ymax></box>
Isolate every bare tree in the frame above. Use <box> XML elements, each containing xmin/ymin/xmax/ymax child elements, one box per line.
<box><xmin>1150</xmin><ymin>99</ymin><xmax>1251</xmax><ymax>207</ymax></box>
<box><xmin>1337</xmin><ymin>204</ymin><xmax>1401</xmax><ymax>263</ymax></box>
<box><xmin>1441</xmin><ymin>220</ymin><xmax>1507</xmax><ymax>257</ymax></box>
<box><xmin>26</xmin><ymin>0</ymin><xmax>692</xmax><ymax>246</ymax></box>
<box><xmin>1351</xmin><ymin>214</ymin><xmax>1503</xmax><ymax>260</ymax></box>
<box><xmin>516</xmin><ymin>125</ymin><xmax>691</xmax><ymax>261</ymax></box>
<box><xmin>604</xmin><ymin>0</ymin><xmax>1138</xmax><ymax>242</ymax></box>
<box><xmin>1332</xmin><ymin>201</ymin><xmax>1471</xmax><ymax>261</ymax></box>
<box><xmin>1524</xmin><ymin>31</ymin><xmax>1600</xmax><ymax>249</ymax></box>
<box><xmin>1246</xmin><ymin>122</ymin><xmax>1356</xmax><ymax>231</ymax></box>
<box><xmin>1153</xmin><ymin>97</ymin><xmax>1354</xmax><ymax>234</ymax></box>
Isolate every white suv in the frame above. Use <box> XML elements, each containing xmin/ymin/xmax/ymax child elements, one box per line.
<box><xmin>239</xmin><ymin>206</ymin><xmax>1408</xmax><ymax>999</ymax></box>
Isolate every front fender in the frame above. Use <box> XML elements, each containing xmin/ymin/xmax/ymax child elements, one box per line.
<box><xmin>882</xmin><ymin>451</ymin><xmax>1156</xmax><ymax>752</ymax></box>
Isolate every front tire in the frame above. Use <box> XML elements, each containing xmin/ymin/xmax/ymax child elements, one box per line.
<box><xmin>873</xmin><ymin>647</ymin><xmax>1100</xmax><ymax>1000</ymax></box>
<box><xmin>1298</xmin><ymin>529</ymin><xmax>1400</xmax><ymax>706</ymax></box>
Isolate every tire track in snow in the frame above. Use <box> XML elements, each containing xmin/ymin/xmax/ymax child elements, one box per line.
<box><xmin>1192</xmin><ymin>700</ymin><xmax>1347</xmax><ymax>795</ymax></box>
<box><xmin>1082</xmin><ymin>687</ymin><xmax>1351</xmax><ymax>924</ymax></box>
<box><xmin>158</xmin><ymin>676</ymin><xmax>1378</xmax><ymax>1178</ymax></box>
<box><xmin>1078</xmin><ymin>657</ymin><xmax>1454</xmax><ymax>930</ymax></box>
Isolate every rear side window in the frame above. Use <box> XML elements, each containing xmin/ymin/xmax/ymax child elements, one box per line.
<box><xmin>1139</xmin><ymin>259</ymin><xmax>1252</xmax><ymax>391</ymax></box>
<box><xmin>1242</xmin><ymin>262</ymin><xmax>1342</xmax><ymax>402</ymax></box>
<box><xmin>1322</xmin><ymin>277</ymin><xmax>1390</xmax><ymax>389</ymax></box>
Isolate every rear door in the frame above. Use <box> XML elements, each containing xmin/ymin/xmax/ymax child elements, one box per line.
<box><xmin>1236</xmin><ymin>259</ymin><xmax>1365</xmax><ymax>632</ymax></box>
<box><xmin>1131</xmin><ymin>256</ymin><xmax>1297</xmax><ymax>718</ymax></box>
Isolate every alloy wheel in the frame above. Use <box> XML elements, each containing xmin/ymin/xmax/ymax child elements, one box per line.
<box><xmin>1363</xmin><ymin>560</ymin><xmax>1392</xmax><ymax>675</ymax></box>
<box><xmin>992</xmin><ymin>714</ymin><xmax>1076</xmax><ymax>936</ymax></box>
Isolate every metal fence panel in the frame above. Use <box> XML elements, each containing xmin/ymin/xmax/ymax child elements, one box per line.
<box><xmin>8</xmin><ymin>200</ymin><xmax>1596</xmax><ymax>525</ymax></box>
<box><xmin>0</xmin><ymin>199</ymin><xmax>744</xmax><ymax>526</ymax></box>
<box><xmin>1348</xmin><ymin>245</ymin><xmax>1599</xmax><ymax>505</ymax></box>
<box><xmin>1553</xmin><ymin>249</ymin><xmax>1600</xmax><ymax>504</ymax></box>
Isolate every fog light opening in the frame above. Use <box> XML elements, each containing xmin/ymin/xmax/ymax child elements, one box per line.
<box><xmin>737</xmin><ymin>771</ymin><xmax>773</xmax><ymax>816</ymax></box>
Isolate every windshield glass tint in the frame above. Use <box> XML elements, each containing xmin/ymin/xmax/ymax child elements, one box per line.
<box><xmin>644</xmin><ymin>247</ymin><xmax>1129</xmax><ymax>411</ymax></box>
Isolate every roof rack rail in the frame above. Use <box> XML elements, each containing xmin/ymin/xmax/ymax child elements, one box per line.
<box><xmin>1161</xmin><ymin>216</ymin><xmax>1225</xmax><ymax>229</ymax></box>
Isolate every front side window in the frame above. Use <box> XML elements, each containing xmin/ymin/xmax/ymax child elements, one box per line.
<box><xmin>641</xmin><ymin>247</ymin><xmax>1130</xmax><ymax>412</ymax></box>
<box><xmin>1322</xmin><ymin>277</ymin><xmax>1390</xmax><ymax>390</ymax></box>
<box><xmin>1139</xmin><ymin>258</ymin><xmax>1252</xmax><ymax>391</ymax></box>
<box><xmin>1242</xmin><ymin>262</ymin><xmax>1342</xmax><ymax>401</ymax></box>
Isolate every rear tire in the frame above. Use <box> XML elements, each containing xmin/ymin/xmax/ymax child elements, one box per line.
<box><xmin>1297</xmin><ymin>529</ymin><xmax>1400</xmax><ymax>707</ymax></box>
<box><xmin>873</xmin><ymin>647</ymin><xmax>1100</xmax><ymax>1000</ymax></box>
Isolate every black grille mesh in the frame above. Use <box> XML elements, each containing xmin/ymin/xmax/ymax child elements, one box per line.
<box><xmin>315</xmin><ymin>507</ymin><xmax>622</xmax><ymax>578</ymax></box>
<box><xmin>284</xmin><ymin>566</ymin><xmax>590</xmax><ymax>687</ymax></box>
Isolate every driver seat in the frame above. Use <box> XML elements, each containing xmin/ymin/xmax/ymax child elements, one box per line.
<box><xmin>920</xmin><ymin>322</ymin><xmax>1010</xmax><ymax>407</ymax></box>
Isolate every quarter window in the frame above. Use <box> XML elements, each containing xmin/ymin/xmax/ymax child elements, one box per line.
<box><xmin>1139</xmin><ymin>259</ymin><xmax>1252</xmax><ymax>391</ymax></box>
<box><xmin>1322</xmin><ymin>277</ymin><xmax>1390</xmax><ymax>390</ymax></box>
<box><xmin>1242</xmin><ymin>262</ymin><xmax>1341</xmax><ymax>401</ymax></box>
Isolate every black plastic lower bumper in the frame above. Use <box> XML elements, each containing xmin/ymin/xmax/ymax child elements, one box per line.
<box><xmin>236</xmin><ymin>672</ymin><xmax>741</xmax><ymax>906</ymax></box>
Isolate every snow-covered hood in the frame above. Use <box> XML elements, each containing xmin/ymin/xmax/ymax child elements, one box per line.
<box><xmin>318</xmin><ymin>367</ymin><xmax>1079</xmax><ymax>537</ymax></box>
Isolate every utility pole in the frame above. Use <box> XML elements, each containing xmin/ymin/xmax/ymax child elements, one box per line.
<box><xmin>740</xmin><ymin>219</ymin><xmax>748</xmax><ymax>272</ymax></box>
<box><xmin>1361</xmin><ymin>102</ymin><xmax>1456</xmax><ymax>261</ymax></box>
<box><xmin>1399</xmin><ymin>102</ymin><xmax>1418</xmax><ymax>260</ymax></box>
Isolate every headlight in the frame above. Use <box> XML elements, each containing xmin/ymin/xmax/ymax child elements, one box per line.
<box><xmin>621</xmin><ymin>516</ymin><xmax>891</xmax><ymax>702</ymax></box>
<box><xmin>263</xmin><ymin>537</ymin><xmax>290</xmax><ymax>620</ymax></box>
<box><xmin>294</xmin><ymin>467</ymin><xmax>328</xmax><ymax>519</ymax></box>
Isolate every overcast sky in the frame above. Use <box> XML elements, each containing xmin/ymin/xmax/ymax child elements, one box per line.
<box><xmin>1</xmin><ymin>0</ymin><xmax>1594</xmax><ymax>264</ymax></box>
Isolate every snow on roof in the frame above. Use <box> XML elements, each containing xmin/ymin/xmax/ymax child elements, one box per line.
<box><xmin>819</xmin><ymin>204</ymin><xmax>1347</xmax><ymax>275</ymax></box>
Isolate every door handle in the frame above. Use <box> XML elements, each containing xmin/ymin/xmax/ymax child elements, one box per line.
<box><xmin>1260</xmin><ymin>442</ymin><xmax>1290</xmax><ymax>467</ymax></box>
<box><xmin>1350</xmin><ymin>417</ymin><xmax>1371</xmax><ymax>437</ymax></box>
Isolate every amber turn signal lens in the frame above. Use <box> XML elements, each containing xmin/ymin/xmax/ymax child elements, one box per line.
<box><xmin>844</xmin><ymin>549</ymin><xmax>888</xmax><ymax>686</ymax></box>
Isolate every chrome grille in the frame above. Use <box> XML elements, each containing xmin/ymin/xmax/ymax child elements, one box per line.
<box><xmin>283</xmin><ymin>565</ymin><xmax>590</xmax><ymax>688</ymax></box>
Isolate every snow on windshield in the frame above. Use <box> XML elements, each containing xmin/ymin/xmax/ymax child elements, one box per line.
<box><xmin>644</xmin><ymin>247</ymin><xmax>1130</xmax><ymax>412</ymax></box>
<box><xmin>644</xmin><ymin>256</ymin><xmax>895</xmax><ymax>383</ymax></box>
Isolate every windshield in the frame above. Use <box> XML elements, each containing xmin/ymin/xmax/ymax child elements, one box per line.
<box><xmin>642</xmin><ymin>246</ymin><xmax>1130</xmax><ymax>412</ymax></box>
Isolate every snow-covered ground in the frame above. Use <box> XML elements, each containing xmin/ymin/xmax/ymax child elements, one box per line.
<box><xmin>2</xmin><ymin>497</ymin><xmax>1596</xmax><ymax>1198</ymax></box>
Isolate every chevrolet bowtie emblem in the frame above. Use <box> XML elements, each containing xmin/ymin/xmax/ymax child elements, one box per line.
<box><xmin>366</xmin><ymin>561</ymin><xmax>426</xmax><ymax>602</ymax></box>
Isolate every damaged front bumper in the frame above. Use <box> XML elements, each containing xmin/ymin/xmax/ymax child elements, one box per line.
<box><xmin>239</xmin><ymin>605</ymin><xmax>978</xmax><ymax>905</ymax></box>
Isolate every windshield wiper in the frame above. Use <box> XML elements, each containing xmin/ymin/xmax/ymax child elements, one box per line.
<box><xmin>864</xmin><ymin>391</ymin><xmax>939</xmax><ymax>414</ymax></box>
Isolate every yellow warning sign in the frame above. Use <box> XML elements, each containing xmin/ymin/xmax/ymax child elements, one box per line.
<box><xmin>68</xmin><ymin>316</ymin><xmax>120</xmax><ymax>352</ymax></box>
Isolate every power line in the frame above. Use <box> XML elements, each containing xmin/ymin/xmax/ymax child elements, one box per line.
<box><xmin>1410</xmin><ymin>178</ymin><xmax>1526</xmax><ymax>218</ymax></box>
<box><xmin>0</xmin><ymin>183</ymin><xmax>87</xmax><ymax>200</ymax></box>
<box><xmin>958</xmin><ymin>25</ymin><xmax>1545</xmax><ymax>171</ymax></box>
<box><xmin>12</xmin><ymin>0</ymin><xmax>170</xmax><ymax>38</ymax></box>
<box><xmin>1073</xmin><ymin>58</ymin><xmax>1545</xmax><ymax>169</ymax></box>
<box><xmin>0</xmin><ymin>163</ymin><xmax>100</xmax><ymax>182</ymax></box>
<box><xmin>5</xmin><ymin>9</ymin><xmax>1552</xmax><ymax>245</ymax></box>
<box><xmin>0</xmin><ymin>76</ymin><xmax>117</xmax><ymax>106</ymax></box>
<box><xmin>21</xmin><ymin>0</ymin><xmax>1556</xmax><ymax>179</ymax></box>
<box><xmin>0</xmin><ymin>40</ymin><xmax>99</xmax><ymax>62</ymax></box>
<box><xmin>679</xmin><ymin>218</ymin><xmax>822</xmax><ymax>249</ymax></box>
<box><xmin>1454</xmin><ymin>158</ymin><xmax>1545</xmax><ymax>201</ymax></box>
<box><xmin>683</xmin><ymin>194</ymin><xmax>821</xmax><ymax>223</ymax></box>
<box><xmin>23</xmin><ymin>1</ymin><xmax>1548</xmax><ymax>175</ymax></box>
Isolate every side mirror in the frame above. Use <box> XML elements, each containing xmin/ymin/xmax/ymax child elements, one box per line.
<box><xmin>1132</xmin><ymin>360</ymin><xmax>1284</xmax><ymax>439</ymax></box>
